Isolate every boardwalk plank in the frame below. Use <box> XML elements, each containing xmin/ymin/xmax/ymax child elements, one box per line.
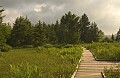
<box><xmin>74</xmin><ymin>48</ymin><xmax>120</xmax><ymax>78</ymax></box>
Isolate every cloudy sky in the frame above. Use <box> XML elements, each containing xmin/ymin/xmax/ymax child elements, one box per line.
<box><xmin>0</xmin><ymin>0</ymin><xmax>120</xmax><ymax>35</ymax></box>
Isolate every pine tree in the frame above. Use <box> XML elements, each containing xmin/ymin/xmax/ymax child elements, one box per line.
<box><xmin>0</xmin><ymin>7</ymin><xmax>12</xmax><ymax>51</ymax></box>
<box><xmin>46</xmin><ymin>24</ymin><xmax>57</xmax><ymax>44</ymax></box>
<box><xmin>33</xmin><ymin>21</ymin><xmax>46</xmax><ymax>46</ymax></box>
<box><xmin>54</xmin><ymin>20</ymin><xmax>59</xmax><ymax>43</ymax></box>
<box><xmin>0</xmin><ymin>8</ymin><xmax>6</xmax><ymax>46</ymax></box>
<box><xmin>80</xmin><ymin>13</ymin><xmax>90</xmax><ymax>43</ymax></box>
<box><xmin>87</xmin><ymin>22</ymin><xmax>104</xmax><ymax>42</ymax></box>
<box><xmin>111</xmin><ymin>34</ymin><xmax>114</xmax><ymax>41</ymax></box>
<box><xmin>0</xmin><ymin>8</ymin><xmax>5</xmax><ymax>25</ymax></box>
<box><xmin>103</xmin><ymin>36</ymin><xmax>111</xmax><ymax>42</ymax></box>
<box><xmin>59</xmin><ymin>11</ymin><xmax>80</xmax><ymax>44</ymax></box>
<box><xmin>10</xmin><ymin>16</ymin><xmax>32</xmax><ymax>47</ymax></box>
<box><xmin>116</xmin><ymin>28</ymin><xmax>120</xmax><ymax>41</ymax></box>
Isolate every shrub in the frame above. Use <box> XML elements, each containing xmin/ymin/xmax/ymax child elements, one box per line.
<box><xmin>0</xmin><ymin>52</ymin><xmax>2</xmax><ymax>57</ymax></box>
<box><xmin>104</xmin><ymin>64</ymin><xmax>120</xmax><ymax>78</ymax></box>
<box><xmin>43</xmin><ymin>44</ymin><xmax>53</xmax><ymax>48</ymax></box>
<box><xmin>22</xmin><ymin>45</ymin><xmax>34</xmax><ymax>48</ymax></box>
<box><xmin>54</xmin><ymin>44</ymin><xmax>65</xmax><ymax>48</ymax></box>
<box><xmin>63</xmin><ymin>44</ymin><xmax>73</xmax><ymax>48</ymax></box>
<box><xmin>0</xmin><ymin>45</ymin><xmax>12</xmax><ymax>52</ymax></box>
<box><xmin>36</xmin><ymin>47</ymin><xmax>47</xmax><ymax>53</ymax></box>
<box><xmin>85</xmin><ymin>42</ymin><xmax>120</xmax><ymax>60</ymax></box>
<box><xmin>54</xmin><ymin>65</ymin><xmax>75</xmax><ymax>78</ymax></box>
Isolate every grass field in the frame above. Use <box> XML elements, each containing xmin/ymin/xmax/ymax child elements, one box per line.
<box><xmin>0</xmin><ymin>45</ymin><xmax>83</xmax><ymax>78</ymax></box>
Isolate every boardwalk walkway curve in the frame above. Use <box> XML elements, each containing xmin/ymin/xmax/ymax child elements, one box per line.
<box><xmin>74</xmin><ymin>48</ymin><xmax>120</xmax><ymax>78</ymax></box>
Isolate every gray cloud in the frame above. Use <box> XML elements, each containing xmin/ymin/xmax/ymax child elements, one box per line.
<box><xmin>0</xmin><ymin>0</ymin><xmax>120</xmax><ymax>35</ymax></box>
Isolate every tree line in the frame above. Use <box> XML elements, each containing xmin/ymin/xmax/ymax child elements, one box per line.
<box><xmin>0</xmin><ymin>8</ymin><xmax>112</xmax><ymax>51</ymax></box>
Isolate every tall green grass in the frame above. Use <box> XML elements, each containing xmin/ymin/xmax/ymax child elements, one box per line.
<box><xmin>104</xmin><ymin>64</ymin><xmax>120</xmax><ymax>78</ymax></box>
<box><xmin>0</xmin><ymin>45</ymin><xmax>83</xmax><ymax>78</ymax></box>
<box><xmin>85</xmin><ymin>42</ymin><xmax>120</xmax><ymax>60</ymax></box>
<box><xmin>9</xmin><ymin>62</ymin><xmax>40</xmax><ymax>78</ymax></box>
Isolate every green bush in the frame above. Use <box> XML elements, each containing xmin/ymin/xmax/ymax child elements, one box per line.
<box><xmin>85</xmin><ymin>42</ymin><xmax>120</xmax><ymax>60</ymax></box>
<box><xmin>0</xmin><ymin>53</ymin><xmax>2</xmax><ymax>57</ymax></box>
<box><xmin>104</xmin><ymin>64</ymin><xmax>120</xmax><ymax>78</ymax></box>
<box><xmin>63</xmin><ymin>44</ymin><xmax>73</xmax><ymax>48</ymax></box>
<box><xmin>22</xmin><ymin>45</ymin><xmax>34</xmax><ymax>48</ymax></box>
<box><xmin>9</xmin><ymin>62</ymin><xmax>41</xmax><ymax>78</ymax></box>
<box><xmin>43</xmin><ymin>44</ymin><xmax>53</xmax><ymax>48</ymax></box>
<box><xmin>0</xmin><ymin>45</ymin><xmax>12</xmax><ymax>52</ymax></box>
<box><xmin>36</xmin><ymin>47</ymin><xmax>47</xmax><ymax>53</ymax></box>
<box><xmin>53</xmin><ymin>44</ymin><xmax>65</xmax><ymax>48</ymax></box>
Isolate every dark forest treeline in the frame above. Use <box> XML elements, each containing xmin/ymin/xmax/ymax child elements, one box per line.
<box><xmin>1</xmin><ymin>8</ymin><xmax>119</xmax><ymax>51</ymax></box>
<box><xmin>0</xmin><ymin>11</ymin><xmax>104</xmax><ymax>46</ymax></box>
<box><xmin>9</xmin><ymin>12</ymin><xmax>104</xmax><ymax>46</ymax></box>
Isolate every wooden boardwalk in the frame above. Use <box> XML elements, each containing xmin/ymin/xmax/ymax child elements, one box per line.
<box><xmin>74</xmin><ymin>48</ymin><xmax>120</xmax><ymax>78</ymax></box>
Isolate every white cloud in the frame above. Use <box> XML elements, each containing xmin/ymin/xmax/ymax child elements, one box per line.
<box><xmin>34</xmin><ymin>4</ymin><xmax>47</xmax><ymax>12</ymax></box>
<box><xmin>3</xmin><ymin>9</ymin><xmax>22</xmax><ymax>24</ymax></box>
<box><xmin>1</xmin><ymin>0</ymin><xmax>120</xmax><ymax>34</ymax></box>
<box><xmin>50</xmin><ymin>4</ymin><xmax>65</xmax><ymax>13</ymax></box>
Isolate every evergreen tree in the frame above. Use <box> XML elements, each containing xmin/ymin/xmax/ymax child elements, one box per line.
<box><xmin>5</xmin><ymin>11</ymin><xmax>105</xmax><ymax>46</ymax></box>
<box><xmin>116</xmin><ymin>28</ymin><xmax>120</xmax><ymax>41</ymax></box>
<box><xmin>87</xmin><ymin>22</ymin><xmax>104</xmax><ymax>42</ymax></box>
<box><xmin>33</xmin><ymin>21</ymin><xmax>46</xmax><ymax>46</ymax></box>
<box><xmin>10</xmin><ymin>16</ymin><xmax>32</xmax><ymax>47</ymax></box>
<box><xmin>46</xmin><ymin>24</ymin><xmax>57</xmax><ymax>44</ymax></box>
<box><xmin>111</xmin><ymin>34</ymin><xmax>114</xmax><ymax>41</ymax></box>
<box><xmin>98</xmin><ymin>30</ymin><xmax>104</xmax><ymax>42</ymax></box>
<box><xmin>0</xmin><ymin>26</ymin><xmax>6</xmax><ymax>46</ymax></box>
<box><xmin>0</xmin><ymin>8</ymin><xmax>5</xmax><ymax>25</ymax></box>
<box><xmin>2</xmin><ymin>23</ymin><xmax>11</xmax><ymax>44</ymax></box>
<box><xmin>0</xmin><ymin>8</ymin><xmax>6</xmax><ymax>46</ymax></box>
<box><xmin>59</xmin><ymin>11</ymin><xmax>80</xmax><ymax>44</ymax></box>
<box><xmin>80</xmin><ymin>13</ymin><xmax>90</xmax><ymax>43</ymax></box>
<box><xmin>0</xmin><ymin>7</ymin><xmax>11</xmax><ymax>51</ymax></box>
<box><xmin>103</xmin><ymin>36</ymin><xmax>111</xmax><ymax>42</ymax></box>
<box><xmin>54</xmin><ymin>20</ymin><xmax>60</xmax><ymax>43</ymax></box>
